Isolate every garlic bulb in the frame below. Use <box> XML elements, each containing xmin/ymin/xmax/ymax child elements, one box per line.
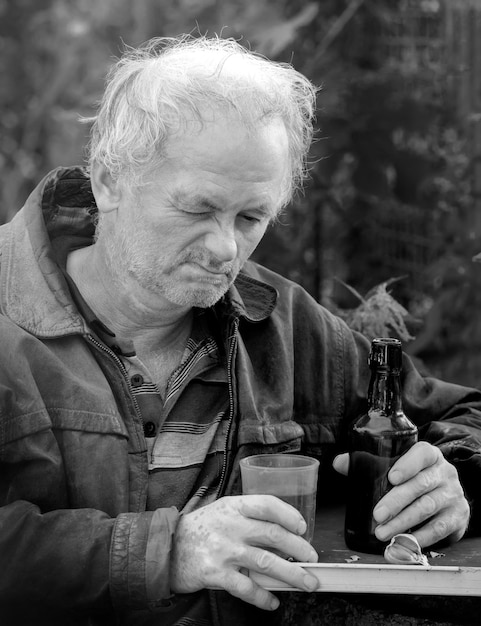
<box><xmin>384</xmin><ymin>533</ymin><xmax>430</xmax><ymax>566</ymax></box>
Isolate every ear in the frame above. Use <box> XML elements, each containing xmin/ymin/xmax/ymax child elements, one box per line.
<box><xmin>90</xmin><ymin>163</ymin><xmax>122</xmax><ymax>213</ymax></box>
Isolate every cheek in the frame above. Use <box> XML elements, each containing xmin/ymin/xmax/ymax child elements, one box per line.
<box><xmin>239</xmin><ymin>225</ymin><xmax>269</xmax><ymax>257</ymax></box>
<box><xmin>138</xmin><ymin>219</ymin><xmax>197</xmax><ymax>254</ymax></box>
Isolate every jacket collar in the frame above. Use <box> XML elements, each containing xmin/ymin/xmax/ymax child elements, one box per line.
<box><xmin>228</xmin><ymin>273</ymin><xmax>278</xmax><ymax>322</ymax></box>
<box><xmin>0</xmin><ymin>167</ymin><xmax>277</xmax><ymax>337</ymax></box>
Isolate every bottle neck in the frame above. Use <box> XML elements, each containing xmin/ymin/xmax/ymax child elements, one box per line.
<box><xmin>368</xmin><ymin>370</ymin><xmax>402</xmax><ymax>415</ymax></box>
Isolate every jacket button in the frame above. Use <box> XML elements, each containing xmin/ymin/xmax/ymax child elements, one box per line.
<box><xmin>131</xmin><ymin>374</ymin><xmax>144</xmax><ymax>387</ymax></box>
<box><xmin>144</xmin><ymin>421</ymin><xmax>156</xmax><ymax>437</ymax></box>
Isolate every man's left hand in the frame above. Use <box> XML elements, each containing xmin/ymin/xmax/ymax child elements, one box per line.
<box><xmin>333</xmin><ymin>441</ymin><xmax>470</xmax><ymax>547</ymax></box>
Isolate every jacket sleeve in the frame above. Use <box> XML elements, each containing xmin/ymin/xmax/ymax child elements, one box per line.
<box><xmin>111</xmin><ymin>507</ymin><xmax>180</xmax><ymax>610</ymax></box>
<box><xmin>401</xmin><ymin>354</ymin><xmax>481</xmax><ymax>532</ymax></box>
<box><xmin>0</xmin><ymin>500</ymin><xmax>114</xmax><ymax>615</ymax></box>
<box><xmin>341</xmin><ymin>320</ymin><xmax>481</xmax><ymax>533</ymax></box>
<box><xmin>0</xmin><ymin>500</ymin><xmax>180</xmax><ymax>620</ymax></box>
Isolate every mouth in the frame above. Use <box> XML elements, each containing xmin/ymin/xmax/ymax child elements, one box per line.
<box><xmin>185</xmin><ymin>263</ymin><xmax>230</xmax><ymax>283</ymax></box>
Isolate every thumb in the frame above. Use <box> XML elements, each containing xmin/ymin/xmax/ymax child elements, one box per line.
<box><xmin>332</xmin><ymin>453</ymin><xmax>349</xmax><ymax>476</ymax></box>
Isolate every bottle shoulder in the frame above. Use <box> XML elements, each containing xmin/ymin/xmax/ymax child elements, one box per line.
<box><xmin>353</xmin><ymin>410</ymin><xmax>417</xmax><ymax>435</ymax></box>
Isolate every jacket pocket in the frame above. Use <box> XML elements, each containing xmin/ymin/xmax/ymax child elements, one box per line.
<box><xmin>236</xmin><ymin>418</ymin><xmax>304</xmax><ymax>450</ymax></box>
<box><xmin>0</xmin><ymin>407</ymin><xmax>128</xmax><ymax>447</ymax></box>
<box><xmin>0</xmin><ymin>408</ymin><xmax>130</xmax><ymax>515</ymax></box>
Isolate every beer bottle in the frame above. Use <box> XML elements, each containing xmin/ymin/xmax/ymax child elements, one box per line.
<box><xmin>344</xmin><ymin>337</ymin><xmax>418</xmax><ymax>554</ymax></box>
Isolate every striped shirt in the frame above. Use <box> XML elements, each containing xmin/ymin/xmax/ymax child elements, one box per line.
<box><xmin>118</xmin><ymin>311</ymin><xmax>229</xmax><ymax>513</ymax></box>
<box><xmin>97</xmin><ymin>310</ymin><xmax>229</xmax><ymax>625</ymax></box>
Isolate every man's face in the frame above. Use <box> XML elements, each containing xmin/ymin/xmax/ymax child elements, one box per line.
<box><xmin>97</xmin><ymin>117</ymin><xmax>290</xmax><ymax>310</ymax></box>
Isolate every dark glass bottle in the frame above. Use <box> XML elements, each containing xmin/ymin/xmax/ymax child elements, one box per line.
<box><xmin>344</xmin><ymin>337</ymin><xmax>418</xmax><ymax>554</ymax></box>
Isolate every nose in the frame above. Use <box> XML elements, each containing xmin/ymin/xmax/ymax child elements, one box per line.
<box><xmin>203</xmin><ymin>221</ymin><xmax>238</xmax><ymax>263</ymax></box>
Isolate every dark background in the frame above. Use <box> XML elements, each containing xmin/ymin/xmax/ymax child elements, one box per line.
<box><xmin>3</xmin><ymin>0</ymin><xmax>481</xmax><ymax>386</ymax></box>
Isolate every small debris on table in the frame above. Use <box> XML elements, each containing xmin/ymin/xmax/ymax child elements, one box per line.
<box><xmin>344</xmin><ymin>554</ymin><xmax>360</xmax><ymax>563</ymax></box>
<box><xmin>427</xmin><ymin>550</ymin><xmax>445</xmax><ymax>559</ymax></box>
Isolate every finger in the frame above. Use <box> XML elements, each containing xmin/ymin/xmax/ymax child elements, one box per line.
<box><xmin>239</xmin><ymin>546</ymin><xmax>319</xmax><ymax>593</ymax></box>
<box><xmin>332</xmin><ymin>453</ymin><xmax>349</xmax><ymax>476</ymax></box>
<box><xmin>374</xmin><ymin>487</ymin><xmax>449</xmax><ymax>541</ymax></box>
<box><xmin>222</xmin><ymin>569</ymin><xmax>281</xmax><ymax>611</ymax></box>
<box><xmin>374</xmin><ymin>453</ymin><xmax>459</xmax><ymax>526</ymax></box>
<box><xmin>414</xmin><ymin>504</ymin><xmax>470</xmax><ymax>546</ymax></box>
<box><xmin>248</xmin><ymin>519</ymin><xmax>318</xmax><ymax>563</ymax></box>
<box><xmin>408</xmin><ymin>503</ymin><xmax>470</xmax><ymax>548</ymax></box>
<box><xmin>387</xmin><ymin>441</ymin><xmax>441</xmax><ymax>486</ymax></box>
<box><xmin>375</xmin><ymin>469</ymin><xmax>468</xmax><ymax>543</ymax></box>
<box><xmin>238</xmin><ymin>495</ymin><xmax>307</xmax><ymax>535</ymax></box>
<box><xmin>374</xmin><ymin>465</ymin><xmax>441</xmax><ymax>525</ymax></box>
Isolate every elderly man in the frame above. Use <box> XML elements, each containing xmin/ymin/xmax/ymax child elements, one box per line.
<box><xmin>0</xmin><ymin>35</ymin><xmax>480</xmax><ymax>626</ymax></box>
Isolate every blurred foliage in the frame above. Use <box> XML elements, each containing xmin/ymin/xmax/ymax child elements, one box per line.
<box><xmin>0</xmin><ymin>0</ymin><xmax>319</xmax><ymax>220</ymax></box>
<box><xmin>2</xmin><ymin>0</ymin><xmax>481</xmax><ymax>386</ymax></box>
<box><xmin>332</xmin><ymin>277</ymin><xmax>415</xmax><ymax>343</ymax></box>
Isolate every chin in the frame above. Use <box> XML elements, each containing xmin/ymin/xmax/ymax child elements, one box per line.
<box><xmin>165</xmin><ymin>286</ymin><xmax>227</xmax><ymax>309</ymax></box>
<box><xmin>188</xmin><ymin>292</ymin><xmax>225</xmax><ymax>308</ymax></box>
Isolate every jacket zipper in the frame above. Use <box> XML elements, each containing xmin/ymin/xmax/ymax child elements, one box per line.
<box><xmin>85</xmin><ymin>334</ymin><xmax>144</xmax><ymax>426</ymax></box>
<box><xmin>215</xmin><ymin>317</ymin><xmax>239</xmax><ymax>499</ymax></box>
<box><xmin>209</xmin><ymin>318</ymin><xmax>239</xmax><ymax>626</ymax></box>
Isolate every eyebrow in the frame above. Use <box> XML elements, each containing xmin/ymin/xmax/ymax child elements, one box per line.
<box><xmin>172</xmin><ymin>191</ymin><xmax>277</xmax><ymax>218</ymax></box>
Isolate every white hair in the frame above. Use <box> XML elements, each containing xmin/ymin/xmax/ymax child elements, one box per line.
<box><xmin>86</xmin><ymin>34</ymin><xmax>318</xmax><ymax>205</ymax></box>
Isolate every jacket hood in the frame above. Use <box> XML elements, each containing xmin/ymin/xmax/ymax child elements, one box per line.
<box><xmin>0</xmin><ymin>167</ymin><xmax>278</xmax><ymax>337</ymax></box>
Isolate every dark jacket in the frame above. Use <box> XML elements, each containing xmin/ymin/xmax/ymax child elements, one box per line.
<box><xmin>1</xmin><ymin>167</ymin><xmax>481</xmax><ymax>626</ymax></box>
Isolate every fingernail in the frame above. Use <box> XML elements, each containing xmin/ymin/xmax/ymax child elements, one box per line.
<box><xmin>389</xmin><ymin>469</ymin><xmax>402</xmax><ymax>484</ymax></box>
<box><xmin>304</xmin><ymin>574</ymin><xmax>318</xmax><ymax>591</ymax></box>
<box><xmin>297</xmin><ymin>518</ymin><xmax>307</xmax><ymax>535</ymax></box>
<box><xmin>373</xmin><ymin>505</ymin><xmax>388</xmax><ymax>523</ymax></box>
<box><xmin>270</xmin><ymin>597</ymin><xmax>280</xmax><ymax>610</ymax></box>
<box><xmin>375</xmin><ymin>525</ymin><xmax>389</xmax><ymax>541</ymax></box>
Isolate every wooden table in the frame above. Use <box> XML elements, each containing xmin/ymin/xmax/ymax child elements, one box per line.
<box><xmin>251</xmin><ymin>504</ymin><xmax>481</xmax><ymax>597</ymax></box>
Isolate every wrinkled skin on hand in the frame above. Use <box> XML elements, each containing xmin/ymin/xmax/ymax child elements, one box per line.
<box><xmin>171</xmin><ymin>495</ymin><xmax>319</xmax><ymax>611</ymax></box>
<box><xmin>333</xmin><ymin>441</ymin><xmax>470</xmax><ymax>548</ymax></box>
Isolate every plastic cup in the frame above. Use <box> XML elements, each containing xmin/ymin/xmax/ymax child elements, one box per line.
<box><xmin>239</xmin><ymin>454</ymin><xmax>319</xmax><ymax>544</ymax></box>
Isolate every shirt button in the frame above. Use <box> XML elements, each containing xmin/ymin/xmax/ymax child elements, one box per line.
<box><xmin>144</xmin><ymin>421</ymin><xmax>156</xmax><ymax>437</ymax></box>
<box><xmin>131</xmin><ymin>374</ymin><xmax>144</xmax><ymax>387</ymax></box>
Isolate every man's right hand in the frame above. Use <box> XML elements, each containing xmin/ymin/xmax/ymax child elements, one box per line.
<box><xmin>170</xmin><ymin>495</ymin><xmax>319</xmax><ymax>611</ymax></box>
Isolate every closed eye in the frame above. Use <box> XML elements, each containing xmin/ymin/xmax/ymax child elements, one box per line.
<box><xmin>240</xmin><ymin>214</ymin><xmax>262</xmax><ymax>223</ymax></box>
<box><xmin>181</xmin><ymin>208</ymin><xmax>212</xmax><ymax>216</ymax></box>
